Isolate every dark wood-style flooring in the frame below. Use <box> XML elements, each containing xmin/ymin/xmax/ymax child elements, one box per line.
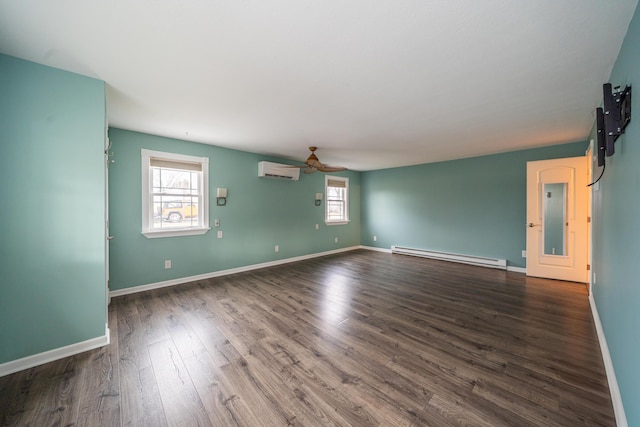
<box><xmin>0</xmin><ymin>250</ymin><xmax>615</xmax><ymax>426</ymax></box>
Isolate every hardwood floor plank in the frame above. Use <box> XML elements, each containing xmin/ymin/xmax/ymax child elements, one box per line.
<box><xmin>0</xmin><ymin>367</ymin><xmax>34</xmax><ymax>426</ymax></box>
<box><xmin>182</xmin><ymin>351</ymin><xmax>251</xmax><ymax>427</ymax></box>
<box><xmin>471</xmin><ymin>379</ymin><xmax>571</xmax><ymax>426</ymax></box>
<box><xmin>147</xmin><ymin>338</ymin><xmax>213</xmax><ymax>426</ymax></box>
<box><xmin>503</xmin><ymin>361</ymin><xmax>611</xmax><ymax>407</ymax></box>
<box><xmin>120</xmin><ymin>364</ymin><xmax>167</xmax><ymax>427</ymax></box>
<box><xmin>241</xmin><ymin>341</ymin><xmax>354</xmax><ymax>426</ymax></box>
<box><xmin>216</xmin><ymin>357</ymin><xmax>295</xmax><ymax>425</ymax></box>
<box><xmin>427</xmin><ymin>392</ymin><xmax>514</xmax><ymax>427</ymax></box>
<box><xmin>117</xmin><ymin>313</ymin><xmax>167</xmax><ymax>427</ymax></box>
<box><xmin>19</xmin><ymin>355</ymin><xmax>88</xmax><ymax>426</ymax></box>
<box><xmin>77</xmin><ymin>305</ymin><xmax>121</xmax><ymax>427</ymax></box>
<box><xmin>136</xmin><ymin>291</ymin><xmax>172</xmax><ymax>345</ymax></box>
<box><xmin>155</xmin><ymin>289</ymin><xmax>207</xmax><ymax>361</ymax></box>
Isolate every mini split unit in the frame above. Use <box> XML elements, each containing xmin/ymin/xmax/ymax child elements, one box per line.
<box><xmin>258</xmin><ymin>161</ymin><xmax>300</xmax><ymax>181</ymax></box>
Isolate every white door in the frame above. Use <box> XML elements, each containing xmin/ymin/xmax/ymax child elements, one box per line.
<box><xmin>526</xmin><ymin>156</ymin><xmax>589</xmax><ymax>283</ymax></box>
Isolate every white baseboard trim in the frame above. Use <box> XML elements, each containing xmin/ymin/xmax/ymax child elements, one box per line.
<box><xmin>0</xmin><ymin>326</ymin><xmax>110</xmax><ymax>378</ymax></box>
<box><xmin>359</xmin><ymin>245</ymin><xmax>392</xmax><ymax>253</ymax></box>
<box><xmin>391</xmin><ymin>245</ymin><xmax>507</xmax><ymax>270</ymax></box>
<box><xmin>361</xmin><ymin>245</ymin><xmax>524</xmax><ymax>271</ymax></box>
<box><xmin>589</xmin><ymin>295</ymin><xmax>627</xmax><ymax>427</ymax></box>
<box><xmin>110</xmin><ymin>246</ymin><xmax>362</xmax><ymax>298</ymax></box>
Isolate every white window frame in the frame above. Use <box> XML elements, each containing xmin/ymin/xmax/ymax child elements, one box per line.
<box><xmin>325</xmin><ymin>175</ymin><xmax>350</xmax><ymax>226</ymax></box>
<box><xmin>141</xmin><ymin>149</ymin><xmax>210</xmax><ymax>238</ymax></box>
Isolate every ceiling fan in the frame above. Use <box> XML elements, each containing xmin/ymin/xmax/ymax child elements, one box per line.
<box><xmin>293</xmin><ymin>147</ymin><xmax>348</xmax><ymax>174</ymax></box>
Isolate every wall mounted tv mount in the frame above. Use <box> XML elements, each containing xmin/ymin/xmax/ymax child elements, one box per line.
<box><xmin>589</xmin><ymin>83</ymin><xmax>631</xmax><ymax>186</ymax></box>
<box><xmin>602</xmin><ymin>83</ymin><xmax>632</xmax><ymax>160</ymax></box>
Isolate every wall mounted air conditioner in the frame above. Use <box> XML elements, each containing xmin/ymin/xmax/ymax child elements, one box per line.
<box><xmin>258</xmin><ymin>161</ymin><xmax>300</xmax><ymax>181</ymax></box>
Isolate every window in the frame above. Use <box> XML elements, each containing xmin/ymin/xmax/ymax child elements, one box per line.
<box><xmin>141</xmin><ymin>149</ymin><xmax>210</xmax><ymax>238</ymax></box>
<box><xmin>325</xmin><ymin>176</ymin><xmax>349</xmax><ymax>225</ymax></box>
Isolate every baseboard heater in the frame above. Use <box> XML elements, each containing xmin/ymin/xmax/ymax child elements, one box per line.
<box><xmin>391</xmin><ymin>245</ymin><xmax>507</xmax><ymax>270</ymax></box>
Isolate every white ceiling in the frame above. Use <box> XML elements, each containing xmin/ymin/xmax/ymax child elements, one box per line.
<box><xmin>1</xmin><ymin>1</ymin><xmax>637</xmax><ymax>171</ymax></box>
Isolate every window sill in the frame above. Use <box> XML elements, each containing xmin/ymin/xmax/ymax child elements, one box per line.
<box><xmin>325</xmin><ymin>220</ymin><xmax>350</xmax><ymax>226</ymax></box>
<box><xmin>142</xmin><ymin>227</ymin><xmax>210</xmax><ymax>239</ymax></box>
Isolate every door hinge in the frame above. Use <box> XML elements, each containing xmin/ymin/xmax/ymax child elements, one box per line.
<box><xmin>587</xmin><ymin>216</ymin><xmax>591</xmax><ymax>223</ymax></box>
<box><xmin>587</xmin><ymin>264</ymin><xmax>591</xmax><ymax>270</ymax></box>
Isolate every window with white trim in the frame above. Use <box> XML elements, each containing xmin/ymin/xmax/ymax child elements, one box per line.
<box><xmin>141</xmin><ymin>149</ymin><xmax>210</xmax><ymax>238</ymax></box>
<box><xmin>325</xmin><ymin>176</ymin><xmax>349</xmax><ymax>225</ymax></box>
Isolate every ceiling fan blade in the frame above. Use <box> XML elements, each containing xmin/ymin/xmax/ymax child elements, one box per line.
<box><xmin>317</xmin><ymin>165</ymin><xmax>348</xmax><ymax>172</ymax></box>
<box><xmin>304</xmin><ymin>167</ymin><xmax>316</xmax><ymax>174</ymax></box>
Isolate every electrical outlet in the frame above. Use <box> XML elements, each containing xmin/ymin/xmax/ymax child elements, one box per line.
<box><xmin>217</xmin><ymin>230</ymin><xmax>223</xmax><ymax>238</ymax></box>
<box><xmin>274</xmin><ymin>245</ymin><xmax>279</xmax><ymax>252</ymax></box>
<box><xmin>521</xmin><ymin>250</ymin><xmax>526</xmax><ymax>258</ymax></box>
<box><xmin>164</xmin><ymin>260</ymin><xmax>171</xmax><ymax>269</ymax></box>
<box><xmin>373</xmin><ymin>235</ymin><xmax>377</xmax><ymax>241</ymax></box>
<box><xmin>334</xmin><ymin>237</ymin><xmax>338</xmax><ymax>243</ymax></box>
<box><xmin>315</xmin><ymin>224</ymin><xmax>319</xmax><ymax>230</ymax></box>
<box><xmin>593</xmin><ymin>272</ymin><xmax>597</xmax><ymax>285</ymax></box>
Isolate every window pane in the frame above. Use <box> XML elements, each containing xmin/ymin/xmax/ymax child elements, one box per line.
<box><xmin>150</xmin><ymin>166</ymin><xmax>201</xmax><ymax>230</ymax></box>
<box><xmin>326</xmin><ymin>180</ymin><xmax>348</xmax><ymax>222</ymax></box>
<box><xmin>327</xmin><ymin>200</ymin><xmax>345</xmax><ymax>221</ymax></box>
<box><xmin>327</xmin><ymin>187</ymin><xmax>343</xmax><ymax>199</ymax></box>
<box><xmin>152</xmin><ymin>167</ymin><xmax>199</xmax><ymax>196</ymax></box>
<box><xmin>152</xmin><ymin>192</ymin><xmax>201</xmax><ymax>230</ymax></box>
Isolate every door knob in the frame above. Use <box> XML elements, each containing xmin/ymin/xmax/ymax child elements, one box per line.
<box><xmin>527</xmin><ymin>223</ymin><xmax>540</xmax><ymax>228</ymax></box>
<box><xmin>107</xmin><ymin>236</ymin><xmax>115</xmax><ymax>240</ymax></box>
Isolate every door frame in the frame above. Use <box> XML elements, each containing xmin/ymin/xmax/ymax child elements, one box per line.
<box><xmin>586</xmin><ymin>142</ymin><xmax>594</xmax><ymax>294</ymax></box>
<box><xmin>526</xmin><ymin>154</ymin><xmax>590</xmax><ymax>283</ymax></box>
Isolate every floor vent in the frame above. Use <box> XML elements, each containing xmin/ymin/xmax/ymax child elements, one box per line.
<box><xmin>391</xmin><ymin>246</ymin><xmax>507</xmax><ymax>270</ymax></box>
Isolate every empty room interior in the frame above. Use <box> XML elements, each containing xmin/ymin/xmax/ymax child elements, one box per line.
<box><xmin>1</xmin><ymin>1</ymin><xmax>640</xmax><ymax>426</ymax></box>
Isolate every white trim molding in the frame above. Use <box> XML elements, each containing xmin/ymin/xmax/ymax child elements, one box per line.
<box><xmin>110</xmin><ymin>246</ymin><xmax>362</xmax><ymax>298</ymax></box>
<box><xmin>359</xmin><ymin>245</ymin><xmax>392</xmax><ymax>253</ymax></box>
<box><xmin>141</xmin><ymin>149</ymin><xmax>210</xmax><ymax>238</ymax></box>
<box><xmin>0</xmin><ymin>326</ymin><xmax>110</xmax><ymax>378</ymax></box>
<box><xmin>391</xmin><ymin>245</ymin><xmax>507</xmax><ymax>270</ymax></box>
<box><xmin>589</xmin><ymin>295</ymin><xmax>627</xmax><ymax>427</ymax></box>
<box><xmin>362</xmin><ymin>245</ymin><xmax>526</xmax><ymax>273</ymax></box>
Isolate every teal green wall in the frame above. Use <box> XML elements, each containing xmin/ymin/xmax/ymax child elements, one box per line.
<box><xmin>592</xmin><ymin>4</ymin><xmax>640</xmax><ymax>425</ymax></box>
<box><xmin>107</xmin><ymin>128</ymin><xmax>360</xmax><ymax>291</ymax></box>
<box><xmin>0</xmin><ymin>55</ymin><xmax>106</xmax><ymax>364</ymax></box>
<box><xmin>360</xmin><ymin>142</ymin><xmax>587</xmax><ymax>268</ymax></box>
